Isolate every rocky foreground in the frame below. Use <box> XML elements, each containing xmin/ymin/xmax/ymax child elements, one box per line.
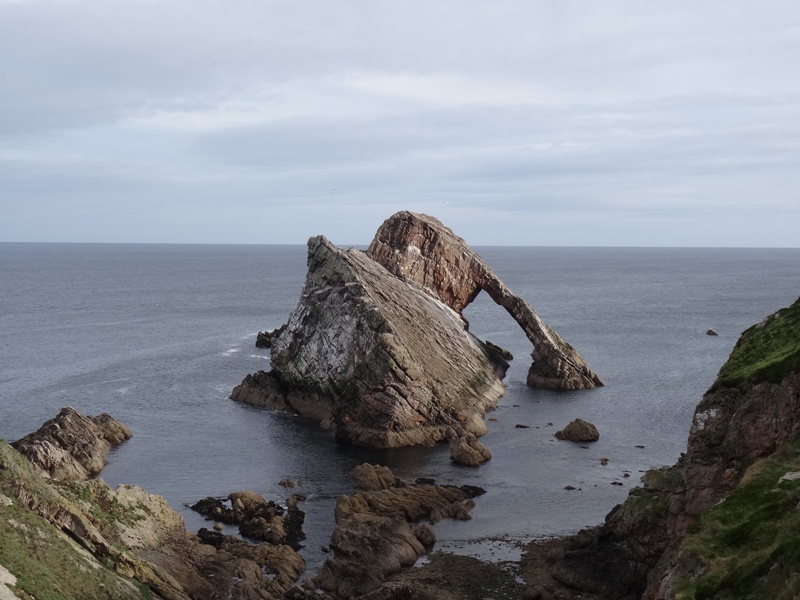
<box><xmin>232</xmin><ymin>212</ymin><xmax>600</xmax><ymax>456</ymax></box>
<box><xmin>0</xmin><ymin>409</ymin><xmax>484</xmax><ymax>599</ymax></box>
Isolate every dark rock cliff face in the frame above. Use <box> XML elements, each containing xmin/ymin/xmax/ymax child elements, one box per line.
<box><xmin>367</xmin><ymin>211</ymin><xmax>603</xmax><ymax>390</ymax></box>
<box><xmin>232</xmin><ymin>212</ymin><xmax>600</xmax><ymax>450</ymax></box>
<box><xmin>541</xmin><ymin>297</ymin><xmax>800</xmax><ymax>600</ymax></box>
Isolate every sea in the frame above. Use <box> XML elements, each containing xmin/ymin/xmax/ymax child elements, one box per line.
<box><xmin>1</xmin><ymin>243</ymin><xmax>798</xmax><ymax>570</ymax></box>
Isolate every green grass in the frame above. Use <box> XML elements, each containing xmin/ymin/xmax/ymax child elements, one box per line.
<box><xmin>714</xmin><ymin>297</ymin><xmax>800</xmax><ymax>389</ymax></box>
<box><xmin>0</xmin><ymin>440</ymin><xmax>151</xmax><ymax>600</ymax></box>
<box><xmin>674</xmin><ymin>436</ymin><xmax>800</xmax><ymax>599</ymax></box>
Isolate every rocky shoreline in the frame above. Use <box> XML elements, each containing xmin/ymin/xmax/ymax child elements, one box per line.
<box><xmin>3</xmin><ymin>298</ymin><xmax>797</xmax><ymax>598</ymax></box>
<box><xmin>2</xmin><ymin>212</ymin><xmax>797</xmax><ymax>599</ymax></box>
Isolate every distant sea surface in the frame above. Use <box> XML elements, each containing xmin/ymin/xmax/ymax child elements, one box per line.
<box><xmin>1</xmin><ymin>243</ymin><xmax>799</xmax><ymax>568</ymax></box>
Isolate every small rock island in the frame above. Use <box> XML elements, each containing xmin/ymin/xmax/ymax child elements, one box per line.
<box><xmin>232</xmin><ymin>211</ymin><xmax>601</xmax><ymax>451</ymax></box>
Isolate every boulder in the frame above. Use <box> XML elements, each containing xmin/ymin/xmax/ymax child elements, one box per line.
<box><xmin>554</xmin><ymin>419</ymin><xmax>600</xmax><ymax>443</ymax></box>
<box><xmin>706</xmin><ymin>329</ymin><xmax>719</xmax><ymax>336</ymax></box>
<box><xmin>11</xmin><ymin>406</ymin><xmax>132</xmax><ymax>481</ymax></box>
<box><xmin>191</xmin><ymin>490</ymin><xmax>305</xmax><ymax>549</ymax></box>
<box><xmin>449</xmin><ymin>434</ymin><xmax>492</xmax><ymax>466</ymax></box>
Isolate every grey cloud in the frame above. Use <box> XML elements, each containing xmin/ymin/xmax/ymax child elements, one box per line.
<box><xmin>1</xmin><ymin>0</ymin><xmax>799</xmax><ymax>246</ymax></box>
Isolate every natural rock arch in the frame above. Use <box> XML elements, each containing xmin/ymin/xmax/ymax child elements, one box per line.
<box><xmin>367</xmin><ymin>211</ymin><xmax>603</xmax><ymax>390</ymax></box>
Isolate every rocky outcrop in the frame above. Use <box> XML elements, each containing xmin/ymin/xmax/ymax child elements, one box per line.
<box><xmin>449</xmin><ymin>433</ymin><xmax>492</xmax><ymax>466</ymax></box>
<box><xmin>191</xmin><ymin>489</ymin><xmax>306</xmax><ymax>549</ymax></box>
<box><xmin>554</xmin><ymin>418</ymin><xmax>600</xmax><ymax>442</ymax></box>
<box><xmin>256</xmin><ymin>325</ymin><xmax>286</xmax><ymax>348</ymax></box>
<box><xmin>233</xmin><ymin>212</ymin><xmax>599</xmax><ymax>451</ymax></box>
<box><xmin>1</xmin><ymin>411</ymin><xmax>306</xmax><ymax>600</ymax></box>
<box><xmin>367</xmin><ymin>211</ymin><xmax>602</xmax><ymax>390</ymax></box>
<box><xmin>11</xmin><ymin>406</ymin><xmax>132</xmax><ymax>481</ymax></box>
<box><xmin>311</xmin><ymin>464</ymin><xmax>482</xmax><ymax>597</ymax></box>
<box><xmin>233</xmin><ymin>234</ymin><xmax>507</xmax><ymax>449</ymax></box>
<box><xmin>527</xmin><ymin>297</ymin><xmax>800</xmax><ymax>600</ymax></box>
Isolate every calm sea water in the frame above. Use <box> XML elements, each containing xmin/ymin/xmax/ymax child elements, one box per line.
<box><xmin>1</xmin><ymin>243</ymin><xmax>798</xmax><ymax>569</ymax></box>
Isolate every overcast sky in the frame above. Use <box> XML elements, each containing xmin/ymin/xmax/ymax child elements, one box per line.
<box><xmin>1</xmin><ymin>0</ymin><xmax>799</xmax><ymax>246</ymax></box>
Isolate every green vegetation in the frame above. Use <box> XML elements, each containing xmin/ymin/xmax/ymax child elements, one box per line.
<box><xmin>0</xmin><ymin>441</ymin><xmax>149</xmax><ymax>600</ymax></box>
<box><xmin>55</xmin><ymin>480</ymin><xmax>148</xmax><ymax>532</ymax></box>
<box><xmin>674</xmin><ymin>436</ymin><xmax>800</xmax><ymax>599</ymax></box>
<box><xmin>714</xmin><ymin>297</ymin><xmax>800</xmax><ymax>389</ymax></box>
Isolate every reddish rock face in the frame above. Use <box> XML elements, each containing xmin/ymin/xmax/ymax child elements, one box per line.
<box><xmin>368</xmin><ymin>211</ymin><xmax>603</xmax><ymax>390</ymax></box>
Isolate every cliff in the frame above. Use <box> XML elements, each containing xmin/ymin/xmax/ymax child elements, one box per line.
<box><xmin>527</xmin><ymin>296</ymin><xmax>800</xmax><ymax>600</ymax></box>
<box><xmin>232</xmin><ymin>212</ymin><xmax>600</xmax><ymax>451</ymax></box>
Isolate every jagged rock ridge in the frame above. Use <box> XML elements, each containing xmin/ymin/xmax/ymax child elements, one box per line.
<box><xmin>367</xmin><ymin>211</ymin><xmax>602</xmax><ymax>390</ymax></box>
<box><xmin>233</xmin><ymin>212</ymin><xmax>600</xmax><ymax>450</ymax></box>
<box><xmin>12</xmin><ymin>406</ymin><xmax>132</xmax><ymax>481</ymax></box>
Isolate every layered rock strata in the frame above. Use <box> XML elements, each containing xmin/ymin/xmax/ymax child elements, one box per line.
<box><xmin>1</xmin><ymin>408</ymin><xmax>305</xmax><ymax>600</ymax></box>
<box><xmin>367</xmin><ymin>211</ymin><xmax>602</xmax><ymax>390</ymax></box>
<box><xmin>233</xmin><ymin>212</ymin><xmax>600</xmax><ymax>450</ymax></box>
<box><xmin>311</xmin><ymin>464</ymin><xmax>482</xmax><ymax>597</ymax></box>
<box><xmin>529</xmin><ymin>297</ymin><xmax>800</xmax><ymax>599</ymax></box>
<box><xmin>233</xmin><ymin>234</ymin><xmax>507</xmax><ymax>448</ymax></box>
<box><xmin>12</xmin><ymin>406</ymin><xmax>132</xmax><ymax>481</ymax></box>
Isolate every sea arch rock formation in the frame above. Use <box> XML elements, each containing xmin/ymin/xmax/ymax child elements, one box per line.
<box><xmin>367</xmin><ymin>211</ymin><xmax>603</xmax><ymax>390</ymax></box>
<box><xmin>232</xmin><ymin>211</ymin><xmax>601</xmax><ymax>450</ymax></box>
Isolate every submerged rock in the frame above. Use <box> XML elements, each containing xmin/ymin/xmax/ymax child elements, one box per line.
<box><xmin>233</xmin><ymin>212</ymin><xmax>600</xmax><ymax>451</ymax></box>
<box><xmin>12</xmin><ymin>406</ymin><xmax>132</xmax><ymax>481</ymax></box>
<box><xmin>191</xmin><ymin>490</ymin><xmax>306</xmax><ymax>549</ymax></box>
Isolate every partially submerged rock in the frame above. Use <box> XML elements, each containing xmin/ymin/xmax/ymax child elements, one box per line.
<box><xmin>191</xmin><ymin>490</ymin><xmax>306</xmax><ymax>549</ymax></box>
<box><xmin>233</xmin><ymin>211</ymin><xmax>600</xmax><ymax>451</ymax></box>
<box><xmin>12</xmin><ymin>406</ymin><xmax>132</xmax><ymax>481</ymax></box>
<box><xmin>312</xmin><ymin>464</ymin><xmax>480</xmax><ymax>596</ymax></box>
<box><xmin>554</xmin><ymin>418</ymin><xmax>600</xmax><ymax>443</ymax></box>
<box><xmin>449</xmin><ymin>433</ymin><xmax>492</xmax><ymax>466</ymax></box>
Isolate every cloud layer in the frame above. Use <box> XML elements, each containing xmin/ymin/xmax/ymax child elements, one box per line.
<box><xmin>2</xmin><ymin>0</ymin><xmax>799</xmax><ymax>245</ymax></box>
